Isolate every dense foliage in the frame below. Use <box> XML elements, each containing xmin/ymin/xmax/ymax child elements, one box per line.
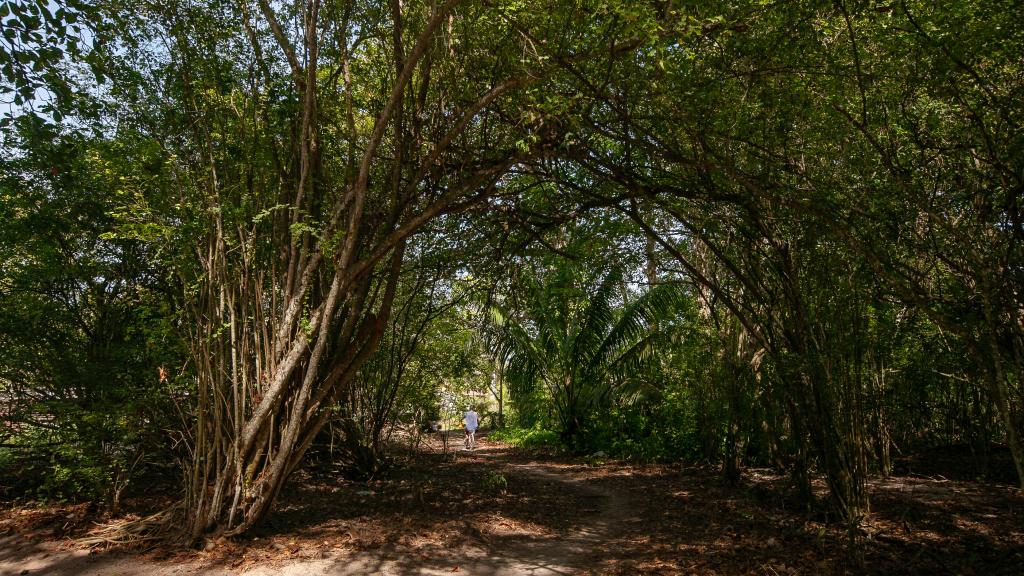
<box><xmin>0</xmin><ymin>0</ymin><xmax>1020</xmax><ymax>539</ymax></box>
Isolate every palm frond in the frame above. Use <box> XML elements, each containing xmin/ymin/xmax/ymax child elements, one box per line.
<box><xmin>591</xmin><ymin>281</ymin><xmax>687</xmax><ymax>375</ymax></box>
<box><xmin>481</xmin><ymin>258</ymin><xmax>692</xmax><ymax>438</ymax></box>
<box><xmin>570</xmin><ymin>266</ymin><xmax>621</xmax><ymax>372</ymax></box>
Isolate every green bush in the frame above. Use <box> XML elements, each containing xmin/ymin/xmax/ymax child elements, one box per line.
<box><xmin>481</xmin><ymin>470</ymin><xmax>508</xmax><ymax>492</ymax></box>
<box><xmin>488</xmin><ymin>388</ymin><xmax>709</xmax><ymax>462</ymax></box>
<box><xmin>488</xmin><ymin>426</ymin><xmax>561</xmax><ymax>450</ymax></box>
<box><xmin>575</xmin><ymin>395</ymin><xmax>705</xmax><ymax>463</ymax></box>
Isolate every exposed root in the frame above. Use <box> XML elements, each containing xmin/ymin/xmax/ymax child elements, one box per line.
<box><xmin>77</xmin><ymin>503</ymin><xmax>184</xmax><ymax>550</ymax></box>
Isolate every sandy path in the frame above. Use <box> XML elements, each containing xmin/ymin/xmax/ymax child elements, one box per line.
<box><xmin>0</xmin><ymin>450</ymin><xmax>633</xmax><ymax>576</ymax></box>
<box><xmin>464</xmin><ymin>458</ymin><xmax>635</xmax><ymax>575</ymax></box>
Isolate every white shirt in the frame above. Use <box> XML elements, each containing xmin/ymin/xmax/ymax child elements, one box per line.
<box><xmin>464</xmin><ymin>410</ymin><xmax>479</xmax><ymax>431</ymax></box>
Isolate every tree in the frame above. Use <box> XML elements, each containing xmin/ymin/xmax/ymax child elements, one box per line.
<box><xmin>489</xmin><ymin>254</ymin><xmax>685</xmax><ymax>447</ymax></box>
<box><xmin>89</xmin><ymin>0</ymin><xmax>659</xmax><ymax>540</ymax></box>
<box><xmin>0</xmin><ymin>116</ymin><xmax>180</xmax><ymax>508</ymax></box>
<box><xmin>530</xmin><ymin>0</ymin><xmax>1023</xmax><ymax>523</ymax></box>
<box><xmin>333</xmin><ymin>233</ymin><xmax>479</xmax><ymax>477</ymax></box>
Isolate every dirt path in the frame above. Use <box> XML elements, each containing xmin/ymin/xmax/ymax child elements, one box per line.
<box><xmin>275</xmin><ymin>448</ymin><xmax>639</xmax><ymax>576</ymax></box>
<box><xmin>0</xmin><ymin>443</ymin><xmax>635</xmax><ymax>576</ymax></box>
<box><xmin>3</xmin><ymin>438</ymin><xmax>1022</xmax><ymax>575</ymax></box>
<box><xmin>441</xmin><ymin>452</ymin><xmax>637</xmax><ymax>575</ymax></box>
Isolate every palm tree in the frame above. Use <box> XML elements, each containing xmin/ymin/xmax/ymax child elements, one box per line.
<box><xmin>488</xmin><ymin>261</ymin><xmax>685</xmax><ymax>447</ymax></box>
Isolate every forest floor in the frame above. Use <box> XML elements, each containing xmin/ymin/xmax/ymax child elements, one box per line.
<box><xmin>0</xmin><ymin>434</ymin><xmax>1022</xmax><ymax>575</ymax></box>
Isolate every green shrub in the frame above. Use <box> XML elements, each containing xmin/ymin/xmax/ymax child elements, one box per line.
<box><xmin>575</xmin><ymin>396</ymin><xmax>705</xmax><ymax>463</ymax></box>
<box><xmin>488</xmin><ymin>426</ymin><xmax>561</xmax><ymax>450</ymax></box>
<box><xmin>481</xmin><ymin>470</ymin><xmax>508</xmax><ymax>491</ymax></box>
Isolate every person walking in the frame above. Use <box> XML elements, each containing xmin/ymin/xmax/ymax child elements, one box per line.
<box><xmin>463</xmin><ymin>406</ymin><xmax>479</xmax><ymax>450</ymax></box>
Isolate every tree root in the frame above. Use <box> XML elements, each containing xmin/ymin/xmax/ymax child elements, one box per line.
<box><xmin>77</xmin><ymin>503</ymin><xmax>184</xmax><ymax>550</ymax></box>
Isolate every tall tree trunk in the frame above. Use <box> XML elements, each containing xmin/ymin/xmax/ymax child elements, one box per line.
<box><xmin>979</xmin><ymin>288</ymin><xmax>1024</xmax><ymax>488</ymax></box>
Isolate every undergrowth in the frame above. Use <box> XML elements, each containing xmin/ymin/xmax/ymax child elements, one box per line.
<box><xmin>488</xmin><ymin>426</ymin><xmax>561</xmax><ymax>450</ymax></box>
